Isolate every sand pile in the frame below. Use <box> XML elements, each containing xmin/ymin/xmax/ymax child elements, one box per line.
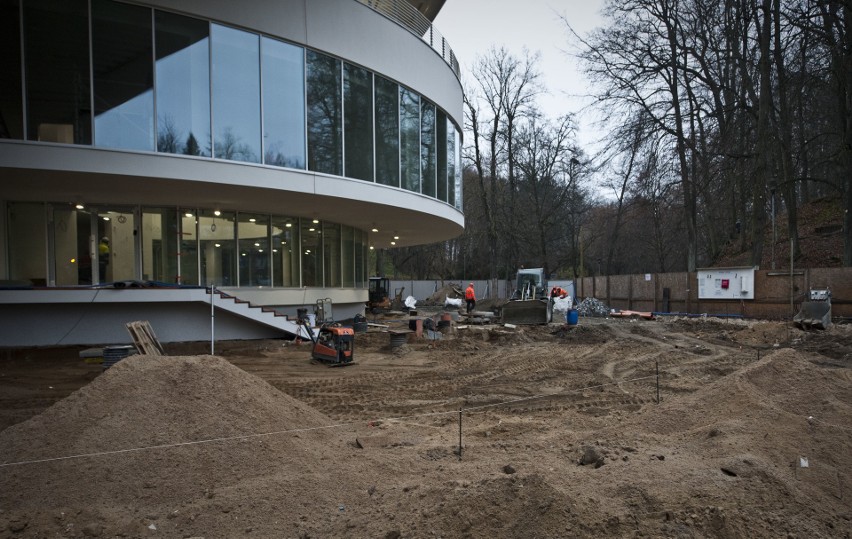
<box><xmin>0</xmin><ymin>355</ymin><xmax>347</xmax><ymax>538</ymax></box>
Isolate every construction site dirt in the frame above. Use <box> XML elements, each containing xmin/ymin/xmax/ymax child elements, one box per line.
<box><xmin>1</xmin><ymin>315</ymin><xmax>850</xmax><ymax>538</ymax></box>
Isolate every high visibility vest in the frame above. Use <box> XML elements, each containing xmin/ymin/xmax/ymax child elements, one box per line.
<box><xmin>465</xmin><ymin>287</ymin><xmax>475</xmax><ymax>300</ymax></box>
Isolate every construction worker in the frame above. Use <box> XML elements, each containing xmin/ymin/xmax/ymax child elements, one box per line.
<box><xmin>465</xmin><ymin>282</ymin><xmax>476</xmax><ymax>314</ymax></box>
<box><xmin>98</xmin><ymin>237</ymin><xmax>110</xmax><ymax>282</ymax></box>
<box><xmin>550</xmin><ymin>286</ymin><xmax>567</xmax><ymax>298</ymax></box>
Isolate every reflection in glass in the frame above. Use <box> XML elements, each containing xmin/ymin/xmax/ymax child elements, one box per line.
<box><xmin>354</xmin><ymin>228</ymin><xmax>366</xmax><ymax>288</ymax></box>
<box><xmin>24</xmin><ymin>0</ymin><xmax>91</xmax><ymax>144</ymax></box>
<box><xmin>300</xmin><ymin>218</ymin><xmax>322</xmax><ymax>287</ymax></box>
<box><xmin>436</xmin><ymin>110</ymin><xmax>448</xmax><ymax>202</ymax></box>
<box><xmin>375</xmin><ymin>76</ymin><xmax>399</xmax><ymax>187</ymax></box>
<box><xmin>238</xmin><ymin>213</ymin><xmax>270</xmax><ymax>286</ymax></box>
<box><xmin>96</xmin><ymin>207</ymin><xmax>136</xmax><ymax>283</ymax></box>
<box><xmin>212</xmin><ymin>24</ymin><xmax>260</xmax><ymax>163</ymax></box>
<box><xmin>271</xmin><ymin>217</ymin><xmax>299</xmax><ymax>287</ymax></box>
<box><xmin>199</xmin><ymin>209</ymin><xmax>235</xmax><ymax>285</ymax></box>
<box><xmin>344</xmin><ymin>63</ymin><xmax>373</xmax><ymax>181</ymax></box>
<box><xmin>400</xmin><ymin>87</ymin><xmax>420</xmax><ymax>192</ymax></box>
<box><xmin>8</xmin><ymin>202</ymin><xmax>46</xmax><ymax>284</ymax></box>
<box><xmin>0</xmin><ymin>0</ymin><xmax>23</xmax><ymax>139</ymax></box>
<box><xmin>262</xmin><ymin>37</ymin><xmax>305</xmax><ymax>168</ymax></box>
<box><xmin>447</xmin><ymin>122</ymin><xmax>456</xmax><ymax>207</ymax></box>
<box><xmin>179</xmin><ymin>210</ymin><xmax>199</xmax><ymax>285</ymax></box>
<box><xmin>323</xmin><ymin>222</ymin><xmax>341</xmax><ymax>287</ymax></box>
<box><xmin>453</xmin><ymin>127</ymin><xmax>462</xmax><ymax>210</ymax></box>
<box><xmin>142</xmin><ymin>208</ymin><xmax>179</xmax><ymax>283</ymax></box>
<box><xmin>52</xmin><ymin>206</ymin><xmax>91</xmax><ymax>286</ymax></box>
<box><xmin>342</xmin><ymin>225</ymin><xmax>354</xmax><ymax>287</ymax></box>
<box><xmin>306</xmin><ymin>50</ymin><xmax>341</xmax><ymax>175</ymax></box>
<box><xmin>155</xmin><ymin>11</ymin><xmax>210</xmax><ymax>156</ymax></box>
<box><xmin>420</xmin><ymin>99</ymin><xmax>436</xmax><ymax>197</ymax></box>
<box><xmin>92</xmin><ymin>0</ymin><xmax>154</xmax><ymax>150</ymax></box>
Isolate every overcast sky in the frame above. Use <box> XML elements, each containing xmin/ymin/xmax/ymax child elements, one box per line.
<box><xmin>433</xmin><ymin>0</ymin><xmax>606</xmax><ymax>152</ymax></box>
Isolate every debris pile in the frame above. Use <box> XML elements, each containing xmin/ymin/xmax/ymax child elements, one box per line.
<box><xmin>575</xmin><ymin>297</ymin><xmax>610</xmax><ymax>317</ymax></box>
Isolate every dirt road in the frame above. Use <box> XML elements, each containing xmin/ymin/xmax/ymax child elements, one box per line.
<box><xmin>1</xmin><ymin>316</ymin><xmax>850</xmax><ymax>538</ymax></box>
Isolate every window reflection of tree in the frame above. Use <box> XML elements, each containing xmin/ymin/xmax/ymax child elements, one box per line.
<box><xmin>375</xmin><ymin>76</ymin><xmax>399</xmax><ymax>186</ymax></box>
<box><xmin>158</xmin><ymin>115</ymin><xmax>206</xmax><ymax>156</ymax></box>
<box><xmin>215</xmin><ymin>127</ymin><xmax>256</xmax><ymax>161</ymax></box>
<box><xmin>306</xmin><ymin>51</ymin><xmax>341</xmax><ymax>175</ymax></box>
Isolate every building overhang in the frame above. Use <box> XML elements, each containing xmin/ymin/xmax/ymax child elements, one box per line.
<box><xmin>0</xmin><ymin>141</ymin><xmax>464</xmax><ymax>249</ymax></box>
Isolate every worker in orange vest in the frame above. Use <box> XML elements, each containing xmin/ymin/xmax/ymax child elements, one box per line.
<box><xmin>465</xmin><ymin>282</ymin><xmax>476</xmax><ymax>314</ymax></box>
<box><xmin>550</xmin><ymin>286</ymin><xmax>567</xmax><ymax>298</ymax></box>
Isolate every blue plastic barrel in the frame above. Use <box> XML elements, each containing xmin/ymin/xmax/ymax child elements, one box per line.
<box><xmin>566</xmin><ymin>309</ymin><xmax>579</xmax><ymax>326</ymax></box>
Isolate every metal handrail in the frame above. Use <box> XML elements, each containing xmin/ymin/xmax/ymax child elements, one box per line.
<box><xmin>355</xmin><ymin>0</ymin><xmax>460</xmax><ymax>78</ymax></box>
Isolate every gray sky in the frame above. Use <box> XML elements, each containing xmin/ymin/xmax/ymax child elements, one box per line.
<box><xmin>433</xmin><ymin>0</ymin><xmax>606</xmax><ymax>151</ymax></box>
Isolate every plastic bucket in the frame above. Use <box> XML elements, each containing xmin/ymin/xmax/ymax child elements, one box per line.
<box><xmin>566</xmin><ymin>309</ymin><xmax>579</xmax><ymax>326</ymax></box>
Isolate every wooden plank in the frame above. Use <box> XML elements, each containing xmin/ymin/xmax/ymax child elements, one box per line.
<box><xmin>125</xmin><ymin>321</ymin><xmax>165</xmax><ymax>356</ymax></box>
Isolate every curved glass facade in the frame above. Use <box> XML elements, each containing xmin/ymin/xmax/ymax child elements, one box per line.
<box><xmin>6</xmin><ymin>202</ymin><xmax>369</xmax><ymax>288</ymax></box>
<box><xmin>1</xmin><ymin>0</ymin><xmax>463</xmax><ymax>208</ymax></box>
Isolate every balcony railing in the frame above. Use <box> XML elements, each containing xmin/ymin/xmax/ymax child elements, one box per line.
<box><xmin>355</xmin><ymin>0</ymin><xmax>460</xmax><ymax>78</ymax></box>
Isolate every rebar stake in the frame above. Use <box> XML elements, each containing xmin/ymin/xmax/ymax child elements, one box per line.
<box><xmin>458</xmin><ymin>408</ymin><xmax>463</xmax><ymax>461</ymax></box>
<box><xmin>655</xmin><ymin>361</ymin><xmax>660</xmax><ymax>404</ymax></box>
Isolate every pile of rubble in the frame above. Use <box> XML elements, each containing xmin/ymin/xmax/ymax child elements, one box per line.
<box><xmin>575</xmin><ymin>297</ymin><xmax>611</xmax><ymax>317</ymax></box>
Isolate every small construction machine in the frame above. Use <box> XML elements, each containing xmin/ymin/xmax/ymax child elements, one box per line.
<box><xmin>300</xmin><ymin>320</ymin><xmax>355</xmax><ymax>366</ymax></box>
<box><xmin>794</xmin><ymin>288</ymin><xmax>832</xmax><ymax>330</ymax></box>
<box><xmin>367</xmin><ymin>276</ymin><xmax>405</xmax><ymax>313</ymax></box>
<box><xmin>500</xmin><ymin>267</ymin><xmax>553</xmax><ymax>325</ymax></box>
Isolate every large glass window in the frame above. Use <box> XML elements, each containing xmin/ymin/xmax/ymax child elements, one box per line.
<box><xmin>199</xmin><ymin>209</ymin><xmax>235</xmax><ymax>286</ymax></box>
<box><xmin>52</xmin><ymin>205</ymin><xmax>92</xmax><ymax>286</ymax></box>
<box><xmin>436</xmin><ymin>110</ymin><xmax>448</xmax><ymax>202</ymax></box>
<box><xmin>0</xmin><ymin>0</ymin><xmax>23</xmax><ymax>139</ymax></box>
<box><xmin>179</xmin><ymin>209</ymin><xmax>198</xmax><ymax>285</ymax></box>
<box><xmin>262</xmin><ymin>37</ymin><xmax>305</xmax><ymax>168</ymax></box>
<box><xmin>155</xmin><ymin>11</ymin><xmax>210</xmax><ymax>156</ymax></box>
<box><xmin>211</xmin><ymin>24</ymin><xmax>260</xmax><ymax>163</ymax></box>
<box><xmin>300</xmin><ymin>218</ymin><xmax>322</xmax><ymax>287</ymax></box>
<box><xmin>375</xmin><ymin>76</ymin><xmax>399</xmax><ymax>187</ymax></box>
<box><xmin>271</xmin><ymin>216</ymin><xmax>299</xmax><ymax>287</ymax></box>
<box><xmin>142</xmin><ymin>207</ymin><xmax>179</xmax><ymax>283</ymax></box>
<box><xmin>342</xmin><ymin>225</ymin><xmax>354</xmax><ymax>287</ymax></box>
<box><xmin>447</xmin><ymin>122</ymin><xmax>456</xmax><ymax>207</ymax></box>
<box><xmin>24</xmin><ymin>0</ymin><xmax>90</xmax><ymax>144</ymax></box>
<box><xmin>96</xmin><ymin>207</ymin><xmax>136</xmax><ymax>283</ymax></box>
<box><xmin>238</xmin><ymin>213</ymin><xmax>270</xmax><ymax>286</ymax></box>
<box><xmin>7</xmin><ymin>202</ymin><xmax>46</xmax><ymax>284</ymax></box>
<box><xmin>354</xmin><ymin>228</ymin><xmax>366</xmax><ymax>288</ymax></box>
<box><xmin>453</xmin><ymin>127</ymin><xmax>462</xmax><ymax>210</ymax></box>
<box><xmin>306</xmin><ymin>50</ymin><xmax>341</xmax><ymax>175</ymax></box>
<box><xmin>92</xmin><ymin>0</ymin><xmax>154</xmax><ymax>151</ymax></box>
<box><xmin>400</xmin><ymin>87</ymin><xmax>420</xmax><ymax>192</ymax></box>
<box><xmin>323</xmin><ymin>222</ymin><xmax>341</xmax><ymax>287</ymax></box>
<box><xmin>343</xmin><ymin>63</ymin><xmax>373</xmax><ymax>181</ymax></box>
<box><xmin>420</xmin><ymin>99</ymin><xmax>436</xmax><ymax>197</ymax></box>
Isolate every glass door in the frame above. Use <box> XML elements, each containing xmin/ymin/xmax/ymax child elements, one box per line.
<box><xmin>95</xmin><ymin>207</ymin><xmax>137</xmax><ymax>283</ymax></box>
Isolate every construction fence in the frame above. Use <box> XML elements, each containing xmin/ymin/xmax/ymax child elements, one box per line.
<box><xmin>390</xmin><ymin>267</ymin><xmax>851</xmax><ymax>320</ymax></box>
<box><xmin>575</xmin><ymin>267</ymin><xmax>852</xmax><ymax>320</ymax></box>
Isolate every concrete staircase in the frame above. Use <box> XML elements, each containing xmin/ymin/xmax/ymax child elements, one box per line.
<box><xmin>211</xmin><ymin>289</ymin><xmax>313</xmax><ymax>339</ymax></box>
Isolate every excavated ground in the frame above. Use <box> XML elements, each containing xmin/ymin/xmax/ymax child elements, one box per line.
<box><xmin>1</xmin><ymin>315</ymin><xmax>850</xmax><ymax>538</ymax></box>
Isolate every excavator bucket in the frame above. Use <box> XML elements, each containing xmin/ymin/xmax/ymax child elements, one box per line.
<box><xmin>500</xmin><ymin>298</ymin><xmax>553</xmax><ymax>325</ymax></box>
<box><xmin>794</xmin><ymin>289</ymin><xmax>832</xmax><ymax>330</ymax></box>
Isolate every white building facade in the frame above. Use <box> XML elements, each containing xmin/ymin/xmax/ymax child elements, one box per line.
<box><xmin>0</xmin><ymin>0</ymin><xmax>463</xmax><ymax>346</ymax></box>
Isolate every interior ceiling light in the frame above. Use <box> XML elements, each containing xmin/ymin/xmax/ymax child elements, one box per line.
<box><xmin>390</xmin><ymin>241</ymin><xmax>396</xmax><ymax>246</ymax></box>
<box><xmin>214</xmin><ymin>210</ymin><xmax>221</xmax><ymax>216</ymax></box>
<box><xmin>254</xmin><ymin>242</ymin><xmax>260</xmax><ymax>247</ymax></box>
<box><xmin>371</xmin><ymin>227</ymin><xmax>378</xmax><ymax>232</ymax></box>
<box><xmin>214</xmin><ymin>243</ymin><xmax>221</xmax><ymax>248</ymax></box>
<box><xmin>369</xmin><ymin>246</ymin><xmax>374</xmax><ymax>250</ymax></box>
<box><xmin>309</xmin><ymin>228</ymin><xmax>315</xmax><ymax>232</ymax></box>
<box><xmin>312</xmin><ymin>219</ymin><xmax>319</xmax><ymax>224</ymax></box>
<box><xmin>185</xmin><ymin>212</ymin><xmax>193</xmax><ymax>218</ymax></box>
<box><xmin>103</xmin><ymin>217</ymin><xmax>110</xmax><ymax>221</ymax></box>
<box><xmin>75</xmin><ymin>204</ymin><xmax>84</xmax><ymax>210</ymax></box>
<box><xmin>272</xmin><ymin>249</ymin><xmax>278</xmax><ymax>253</ymax></box>
<box><xmin>285</xmin><ymin>223</ymin><xmax>292</xmax><ymax>228</ymax></box>
<box><xmin>249</xmin><ymin>218</ymin><xmax>256</xmax><ymax>222</ymax></box>
<box><xmin>394</xmin><ymin>235</ymin><xmax>399</xmax><ymax>240</ymax></box>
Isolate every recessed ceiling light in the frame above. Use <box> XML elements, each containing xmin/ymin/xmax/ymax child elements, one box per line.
<box><xmin>185</xmin><ymin>212</ymin><xmax>193</xmax><ymax>218</ymax></box>
<box><xmin>312</xmin><ymin>219</ymin><xmax>319</xmax><ymax>224</ymax></box>
<box><xmin>214</xmin><ymin>243</ymin><xmax>221</xmax><ymax>247</ymax></box>
<box><xmin>390</xmin><ymin>241</ymin><xmax>396</xmax><ymax>246</ymax></box>
<box><xmin>254</xmin><ymin>242</ymin><xmax>260</xmax><ymax>247</ymax></box>
<box><xmin>371</xmin><ymin>228</ymin><xmax>378</xmax><ymax>232</ymax></box>
<box><xmin>249</xmin><ymin>218</ymin><xmax>256</xmax><ymax>222</ymax></box>
<box><xmin>75</xmin><ymin>204</ymin><xmax>84</xmax><ymax>210</ymax></box>
<box><xmin>394</xmin><ymin>236</ymin><xmax>399</xmax><ymax>240</ymax></box>
<box><xmin>214</xmin><ymin>210</ymin><xmax>221</xmax><ymax>216</ymax></box>
<box><xmin>285</xmin><ymin>223</ymin><xmax>292</xmax><ymax>228</ymax></box>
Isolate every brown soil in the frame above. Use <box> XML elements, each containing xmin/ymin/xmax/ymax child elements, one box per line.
<box><xmin>1</xmin><ymin>316</ymin><xmax>851</xmax><ymax>538</ymax></box>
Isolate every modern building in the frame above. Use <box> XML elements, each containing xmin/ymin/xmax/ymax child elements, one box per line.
<box><xmin>0</xmin><ymin>0</ymin><xmax>464</xmax><ymax>346</ymax></box>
